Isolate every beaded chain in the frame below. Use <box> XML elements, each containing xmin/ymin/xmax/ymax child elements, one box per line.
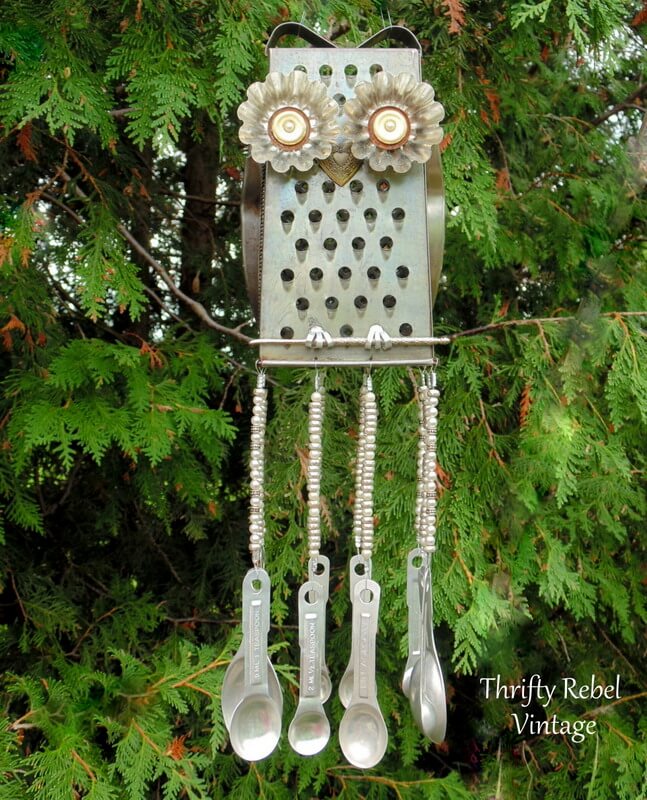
<box><xmin>417</xmin><ymin>369</ymin><xmax>440</xmax><ymax>554</ymax></box>
<box><xmin>352</xmin><ymin>376</ymin><xmax>367</xmax><ymax>553</ymax></box>
<box><xmin>249</xmin><ymin>371</ymin><xmax>268</xmax><ymax>568</ymax></box>
<box><xmin>306</xmin><ymin>374</ymin><xmax>325</xmax><ymax>559</ymax></box>
<box><xmin>351</xmin><ymin>373</ymin><xmax>378</xmax><ymax>560</ymax></box>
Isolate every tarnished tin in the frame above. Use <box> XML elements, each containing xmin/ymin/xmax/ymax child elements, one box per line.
<box><xmin>240</xmin><ymin>25</ymin><xmax>446</xmax><ymax>367</ymax></box>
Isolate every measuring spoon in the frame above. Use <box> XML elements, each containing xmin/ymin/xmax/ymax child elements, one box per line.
<box><xmin>409</xmin><ymin>565</ymin><xmax>446</xmax><ymax>743</ymax></box>
<box><xmin>229</xmin><ymin>569</ymin><xmax>282</xmax><ymax>761</ymax></box>
<box><xmin>288</xmin><ymin>581</ymin><xmax>331</xmax><ymax>755</ymax></box>
<box><xmin>308</xmin><ymin>555</ymin><xmax>331</xmax><ymax>703</ymax></box>
<box><xmin>339</xmin><ymin>579</ymin><xmax>388</xmax><ymax>769</ymax></box>
<box><xmin>402</xmin><ymin>548</ymin><xmax>424</xmax><ymax>699</ymax></box>
<box><xmin>221</xmin><ymin>642</ymin><xmax>283</xmax><ymax>732</ymax></box>
<box><xmin>338</xmin><ymin>555</ymin><xmax>371</xmax><ymax>708</ymax></box>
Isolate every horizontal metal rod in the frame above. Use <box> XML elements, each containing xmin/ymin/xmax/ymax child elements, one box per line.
<box><xmin>256</xmin><ymin>358</ymin><xmax>445</xmax><ymax>368</ymax></box>
<box><xmin>250</xmin><ymin>336</ymin><xmax>451</xmax><ymax>347</ymax></box>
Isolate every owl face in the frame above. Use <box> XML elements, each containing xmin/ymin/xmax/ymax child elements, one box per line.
<box><xmin>238</xmin><ymin>43</ymin><xmax>445</xmax><ymax>367</ymax></box>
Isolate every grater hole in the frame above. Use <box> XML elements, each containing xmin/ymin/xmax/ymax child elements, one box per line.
<box><xmin>344</xmin><ymin>64</ymin><xmax>358</xmax><ymax>77</ymax></box>
<box><xmin>392</xmin><ymin>207</ymin><xmax>406</xmax><ymax>221</ymax></box>
<box><xmin>295</xmin><ymin>180</ymin><xmax>308</xmax><ymax>195</ymax></box>
<box><xmin>369</xmin><ymin>64</ymin><xmax>383</xmax><ymax>75</ymax></box>
<box><xmin>338</xmin><ymin>266</ymin><xmax>352</xmax><ymax>280</ymax></box>
<box><xmin>281</xmin><ymin>210</ymin><xmax>294</xmax><ymax>224</ymax></box>
<box><xmin>322</xmin><ymin>180</ymin><xmax>336</xmax><ymax>195</ymax></box>
<box><xmin>354</xmin><ymin>295</ymin><xmax>368</xmax><ymax>309</ymax></box>
<box><xmin>295</xmin><ymin>238</ymin><xmax>309</xmax><ymax>252</ymax></box>
<box><xmin>340</xmin><ymin>324</ymin><xmax>354</xmax><ymax>336</ymax></box>
<box><xmin>377</xmin><ymin>179</ymin><xmax>390</xmax><ymax>193</ymax></box>
<box><xmin>352</xmin><ymin>237</ymin><xmax>365</xmax><ymax>251</ymax></box>
<box><xmin>383</xmin><ymin>295</ymin><xmax>397</xmax><ymax>309</ymax></box>
<box><xmin>280</xmin><ymin>268</ymin><xmax>294</xmax><ymax>282</ymax></box>
<box><xmin>336</xmin><ymin>209</ymin><xmax>350</xmax><ymax>223</ymax></box>
<box><xmin>294</xmin><ymin>65</ymin><xmax>307</xmax><ymax>73</ymax></box>
<box><xmin>364</xmin><ymin>208</ymin><xmax>377</xmax><ymax>223</ymax></box>
<box><xmin>280</xmin><ymin>326</ymin><xmax>294</xmax><ymax>339</ymax></box>
<box><xmin>399</xmin><ymin>323</ymin><xmax>412</xmax><ymax>336</ymax></box>
<box><xmin>367</xmin><ymin>266</ymin><xmax>381</xmax><ymax>280</ymax></box>
<box><xmin>333</xmin><ymin>93</ymin><xmax>346</xmax><ymax>109</ymax></box>
<box><xmin>309</xmin><ymin>267</ymin><xmax>323</xmax><ymax>282</ymax></box>
<box><xmin>396</xmin><ymin>265</ymin><xmax>410</xmax><ymax>279</ymax></box>
<box><xmin>319</xmin><ymin>64</ymin><xmax>333</xmax><ymax>77</ymax></box>
<box><xmin>296</xmin><ymin>297</ymin><xmax>310</xmax><ymax>311</ymax></box>
<box><xmin>309</xmin><ymin>209</ymin><xmax>322</xmax><ymax>223</ymax></box>
<box><xmin>323</xmin><ymin>237</ymin><xmax>337</xmax><ymax>251</ymax></box>
<box><xmin>350</xmin><ymin>179</ymin><xmax>363</xmax><ymax>194</ymax></box>
<box><xmin>325</xmin><ymin>296</ymin><xmax>339</xmax><ymax>310</ymax></box>
<box><xmin>380</xmin><ymin>236</ymin><xmax>393</xmax><ymax>251</ymax></box>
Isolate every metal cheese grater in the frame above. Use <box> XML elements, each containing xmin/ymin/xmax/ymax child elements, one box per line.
<box><xmin>241</xmin><ymin>22</ymin><xmax>448</xmax><ymax>366</ymax></box>
<box><xmin>225</xmin><ymin>22</ymin><xmax>448</xmax><ymax>765</ymax></box>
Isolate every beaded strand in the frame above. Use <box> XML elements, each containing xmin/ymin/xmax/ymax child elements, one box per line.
<box><xmin>359</xmin><ymin>375</ymin><xmax>378</xmax><ymax>560</ymax></box>
<box><xmin>307</xmin><ymin>375</ymin><xmax>325</xmax><ymax>558</ymax></box>
<box><xmin>352</xmin><ymin>376</ymin><xmax>368</xmax><ymax>553</ymax></box>
<box><xmin>249</xmin><ymin>371</ymin><xmax>268</xmax><ymax>568</ymax></box>
<box><xmin>419</xmin><ymin>371</ymin><xmax>439</xmax><ymax>554</ymax></box>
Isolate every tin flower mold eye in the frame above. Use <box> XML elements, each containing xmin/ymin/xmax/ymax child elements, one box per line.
<box><xmin>344</xmin><ymin>72</ymin><xmax>444</xmax><ymax>173</ymax></box>
<box><xmin>238</xmin><ymin>71</ymin><xmax>341</xmax><ymax>173</ymax></box>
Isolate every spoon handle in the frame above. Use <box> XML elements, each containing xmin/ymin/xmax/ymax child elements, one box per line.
<box><xmin>242</xmin><ymin>568</ymin><xmax>271</xmax><ymax>693</ymax></box>
<box><xmin>339</xmin><ymin>555</ymin><xmax>372</xmax><ymax>707</ymax></box>
<box><xmin>297</xmin><ymin>581</ymin><xmax>325</xmax><ymax>699</ymax></box>
<box><xmin>351</xmin><ymin>578</ymin><xmax>381</xmax><ymax>703</ymax></box>
<box><xmin>308</xmin><ymin>555</ymin><xmax>330</xmax><ymax>686</ymax></box>
<box><xmin>406</xmin><ymin>548</ymin><xmax>424</xmax><ymax>660</ymax></box>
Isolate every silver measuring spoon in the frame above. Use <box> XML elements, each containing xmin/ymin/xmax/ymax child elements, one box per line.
<box><xmin>409</xmin><ymin>565</ymin><xmax>446</xmax><ymax>743</ymax></box>
<box><xmin>288</xmin><ymin>581</ymin><xmax>331</xmax><ymax>756</ymax></box>
<box><xmin>339</xmin><ymin>579</ymin><xmax>388</xmax><ymax>769</ymax></box>
<box><xmin>402</xmin><ymin>548</ymin><xmax>424</xmax><ymax>699</ymax></box>
<box><xmin>221</xmin><ymin>642</ymin><xmax>283</xmax><ymax>732</ymax></box>
<box><xmin>229</xmin><ymin>568</ymin><xmax>283</xmax><ymax>761</ymax></box>
<box><xmin>308</xmin><ymin>555</ymin><xmax>331</xmax><ymax>703</ymax></box>
<box><xmin>338</xmin><ymin>554</ymin><xmax>371</xmax><ymax>708</ymax></box>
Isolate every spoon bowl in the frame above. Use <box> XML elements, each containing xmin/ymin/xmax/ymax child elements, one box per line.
<box><xmin>221</xmin><ymin>647</ymin><xmax>283</xmax><ymax>731</ymax></box>
<box><xmin>339</xmin><ymin>702</ymin><xmax>388</xmax><ymax>769</ymax></box>
<box><xmin>229</xmin><ymin>693</ymin><xmax>282</xmax><ymax>761</ymax></box>
<box><xmin>288</xmin><ymin>704</ymin><xmax>331</xmax><ymax>756</ymax></box>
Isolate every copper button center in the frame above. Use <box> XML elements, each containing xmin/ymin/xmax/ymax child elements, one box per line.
<box><xmin>268</xmin><ymin>107</ymin><xmax>311</xmax><ymax>149</ymax></box>
<box><xmin>368</xmin><ymin>106</ymin><xmax>410</xmax><ymax>150</ymax></box>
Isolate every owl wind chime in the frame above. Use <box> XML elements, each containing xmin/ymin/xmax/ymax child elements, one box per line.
<box><xmin>221</xmin><ymin>23</ymin><xmax>449</xmax><ymax>767</ymax></box>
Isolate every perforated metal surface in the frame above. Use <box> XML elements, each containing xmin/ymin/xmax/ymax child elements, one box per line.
<box><xmin>257</xmin><ymin>46</ymin><xmax>443</xmax><ymax>366</ymax></box>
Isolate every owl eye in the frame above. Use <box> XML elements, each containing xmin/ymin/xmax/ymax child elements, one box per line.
<box><xmin>368</xmin><ymin>106</ymin><xmax>411</xmax><ymax>150</ymax></box>
<box><xmin>237</xmin><ymin>72</ymin><xmax>340</xmax><ymax>172</ymax></box>
<box><xmin>268</xmin><ymin>107</ymin><xmax>311</xmax><ymax>150</ymax></box>
<box><xmin>344</xmin><ymin>72</ymin><xmax>445</xmax><ymax>173</ymax></box>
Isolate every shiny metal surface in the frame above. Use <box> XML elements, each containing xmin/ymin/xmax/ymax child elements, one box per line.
<box><xmin>229</xmin><ymin>569</ymin><xmax>282</xmax><ymax>761</ymax></box>
<box><xmin>288</xmin><ymin>581</ymin><xmax>331</xmax><ymax>755</ymax></box>
<box><xmin>251</xmin><ymin>43</ymin><xmax>444</xmax><ymax>366</ymax></box>
<box><xmin>339</xmin><ymin>579</ymin><xmax>388</xmax><ymax>768</ymax></box>
<box><xmin>401</xmin><ymin>548</ymin><xmax>424</xmax><ymax>699</ymax></box>
<box><xmin>338</xmin><ymin>555</ymin><xmax>372</xmax><ymax>708</ymax></box>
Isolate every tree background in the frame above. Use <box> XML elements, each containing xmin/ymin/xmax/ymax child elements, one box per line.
<box><xmin>0</xmin><ymin>0</ymin><xmax>646</xmax><ymax>797</ymax></box>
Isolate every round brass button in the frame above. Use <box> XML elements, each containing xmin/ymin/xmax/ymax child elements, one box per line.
<box><xmin>268</xmin><ymin>107</ymin><xmax>310</xmax><ymax>149</ymax></box>
<box><xmin>368</xmin><ymin>106</ymin><xmax>410</xmax><ymax>150</ymax></box>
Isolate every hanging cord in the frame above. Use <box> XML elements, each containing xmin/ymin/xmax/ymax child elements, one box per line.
<box><xmin>419</xmin><ymin>368</ymin><xmax>439</xmax><ymax>554</ymax></box>
<box><xmin>249</xmin><ymin>371</ymin><xmax>268</xmax><ymax>569</ymax></box>
<box><xmin>359</xmin><ymin>373</ymin><xmax>378</xmax><ymax>560</ymax></box>
<box><xmin>414</xmin><ymin>376</ymin><xmax>430</xmax><ymax>548</ymax></box>
<box><xmin>352</xmin><ymin>374</ymin><xmax>369</xmax><ymax>553</ymax></box>
<box><xmin>306</xmin><ymin>371</ymin><xmax>325</xmax><ymax>559</ymax></box>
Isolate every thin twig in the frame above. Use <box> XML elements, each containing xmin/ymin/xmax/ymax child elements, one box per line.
<box><xmin>591</xmin><ymin>83</ymin><xmax>647</xmax><ymax>127</ymax></box>
<box><xmin>57</xmin><ymin>171</ymin><xmax>252</xmax><ymax>343</ymax></box>
<box><xmin>71</xmin><ymin>749</ymin><xmax>96</xmax><ymax>782</ymax></box>
<box><xmin>447</xmin><ymin>311</ymin><xmax>646</xmax><ymax>341</ymax></box>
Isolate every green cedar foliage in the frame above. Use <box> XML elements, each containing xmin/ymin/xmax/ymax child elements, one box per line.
<box><xmin>0</xmin><ymin>0</ymin><xmax>645</xmax><ymax>797</ymax></box>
